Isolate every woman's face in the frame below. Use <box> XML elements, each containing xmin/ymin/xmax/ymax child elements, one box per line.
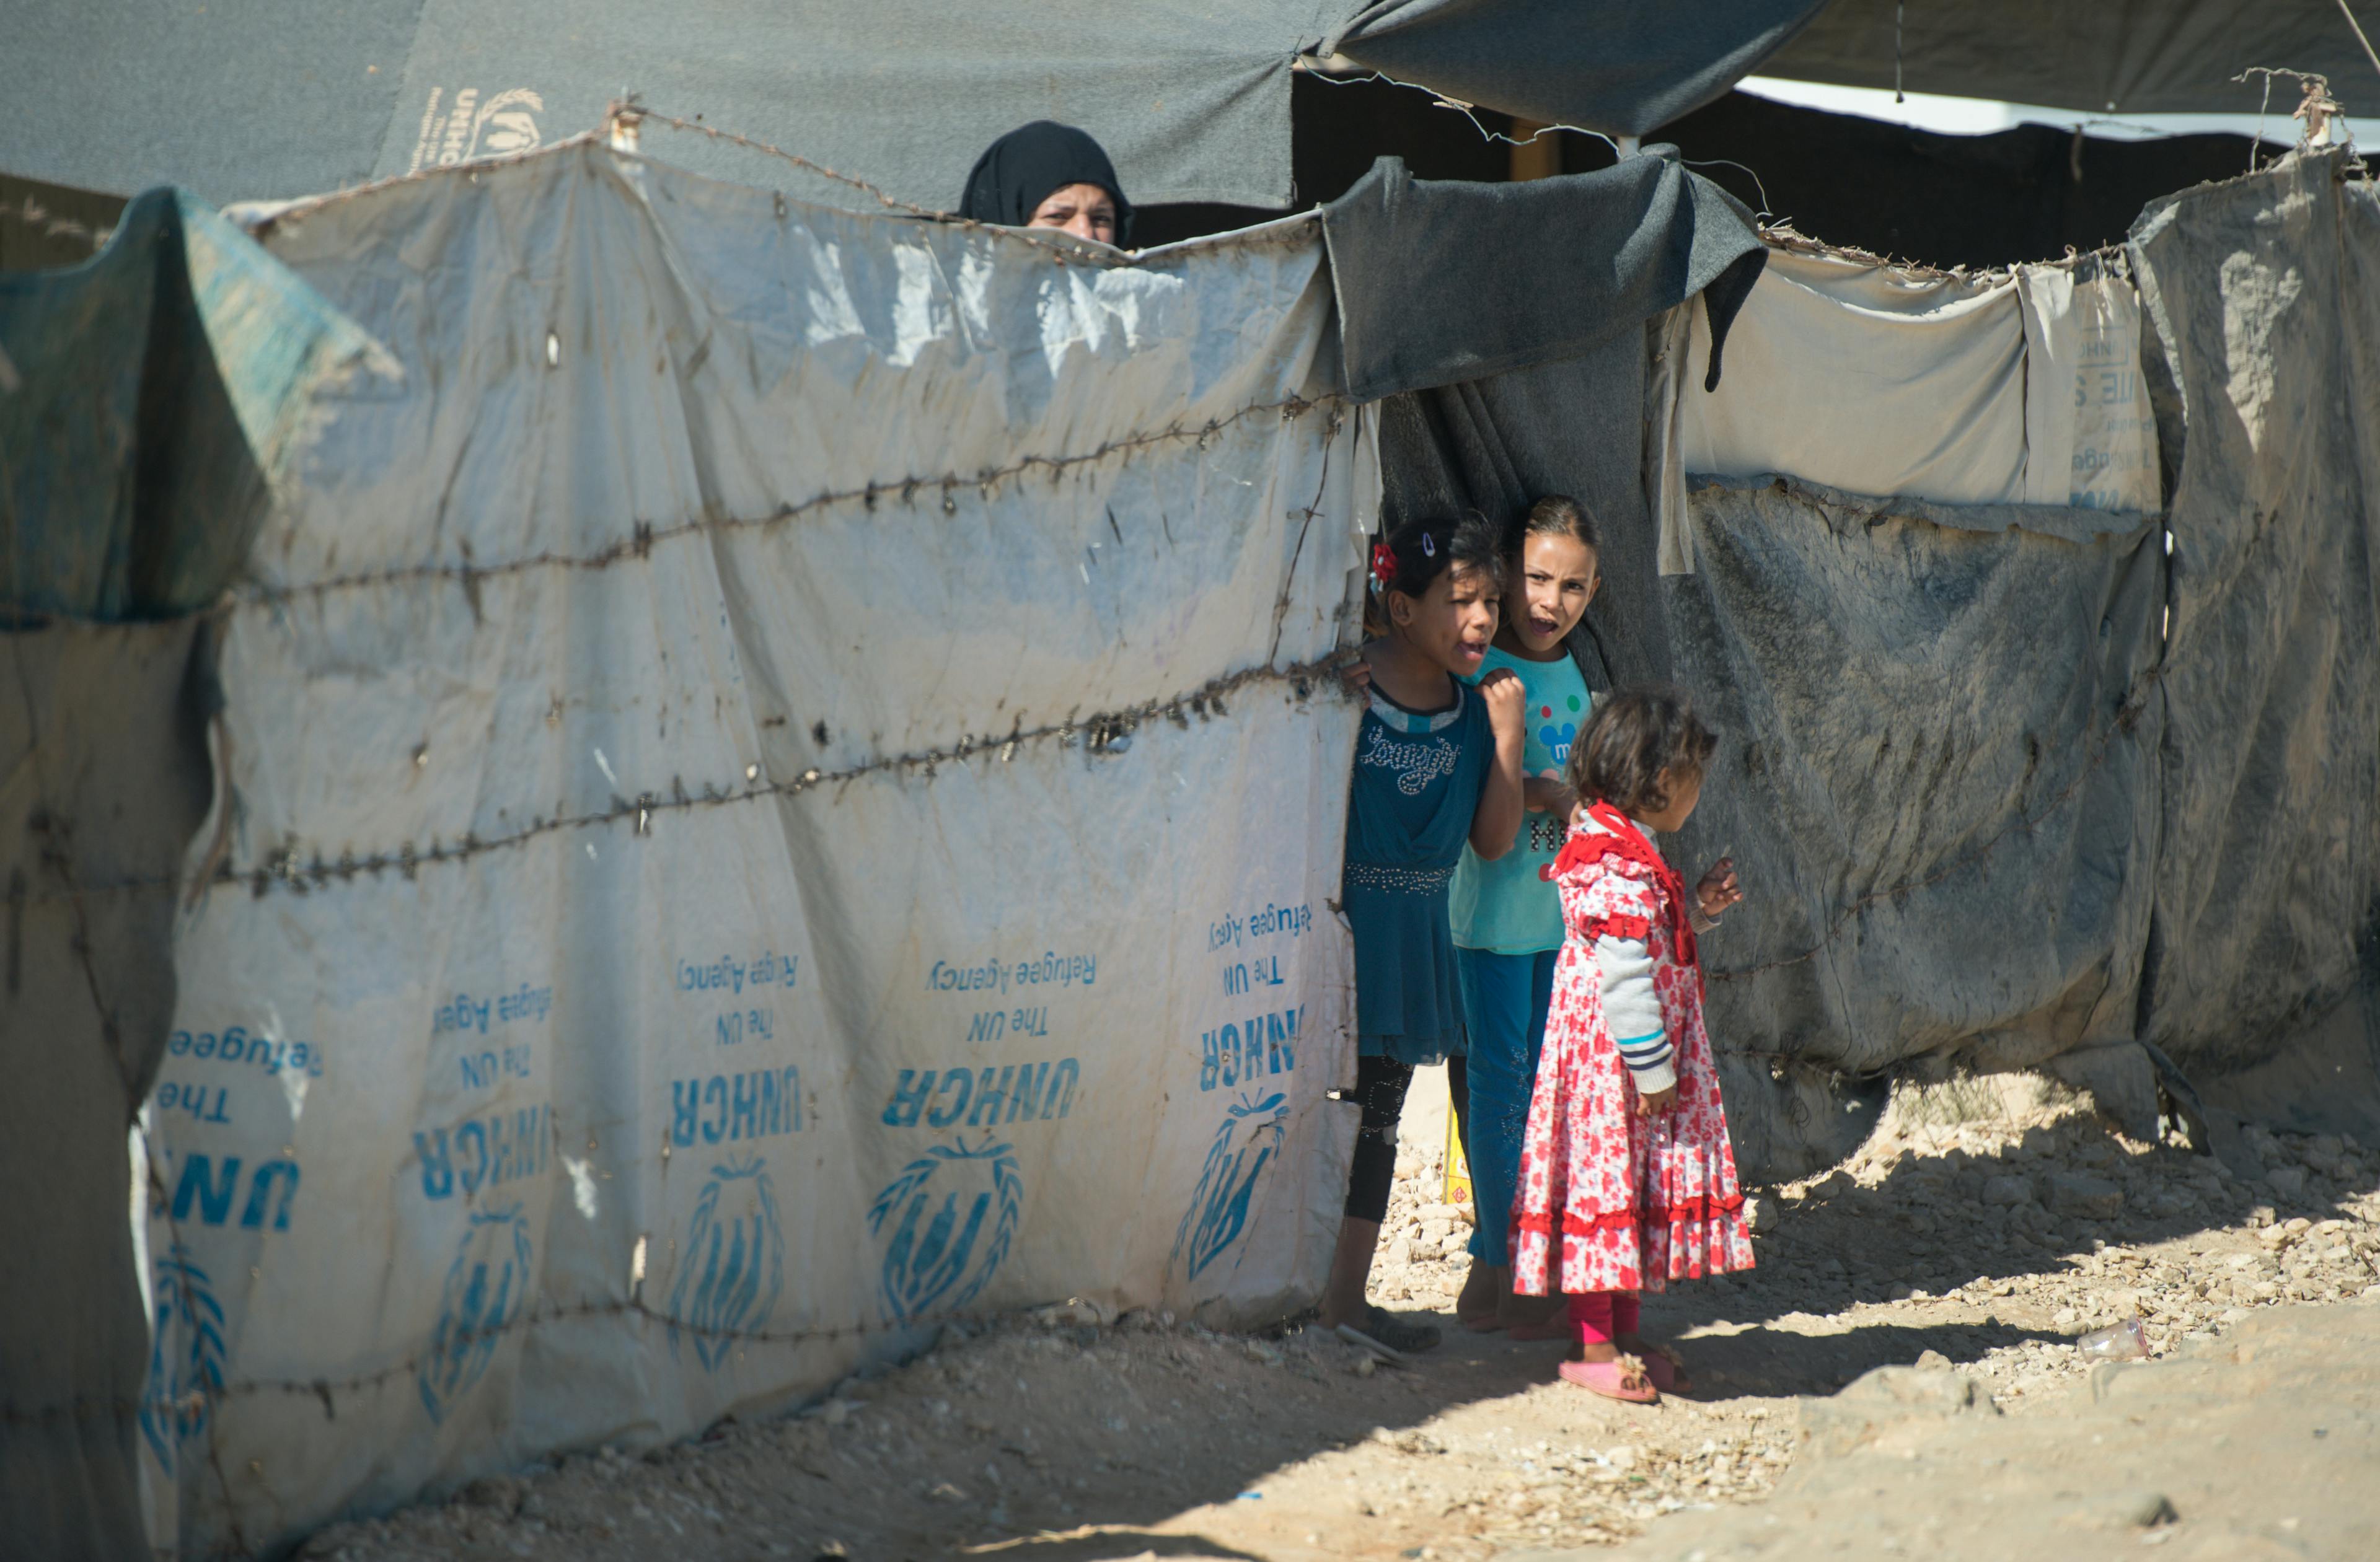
<box><xmin>1029</xmin><ymin>183</ymin><xmax>1119</xmax><ymax>245</ymax></box>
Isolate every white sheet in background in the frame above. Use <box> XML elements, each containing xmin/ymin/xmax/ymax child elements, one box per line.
<box><xmin>2016</xmin><ymin>264</ymin><xmax>2163</xmax><ymax>512</ymax></box>
<box><xmin>1654</xmin><ymin>247</ymin><xmax>2160</xmax><ymax>573</ymax></box>
<box><xmin>141</xmin><ymin>142</ymin><xmax>1368</xmax><ymax>1557</ymax></box>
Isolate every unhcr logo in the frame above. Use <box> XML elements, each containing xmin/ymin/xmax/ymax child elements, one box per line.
<box><xmin>866</xmin><ymin>1138</ymin><xmax>1021</xmax><ymax>1325</ymax></box>
<box><xmin>668</xmin><ymin>1156</ymin><xmax>785</xmax><ymax>1371</ymax></box>
<box><xmin>138</xmin><ymin>1244</ymin><xmax>225</xmax><ymax>1473</ymax></box>
<box><xmin>1171</xmin><ymin>1092</ymin><xmax>1288</xmax><ymax>1282</ymax></box>
<box><xmin>418</xmin><ymin>1203</ymin><xmax>533</xmax><ymax>1424</ymax></box>
<box><xmin>407</xmin><ymin>87</ymin><xmax>545</xmax><ymax>175</ymax></box>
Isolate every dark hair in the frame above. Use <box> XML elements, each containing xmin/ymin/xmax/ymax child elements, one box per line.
<box><xmin>1514</xmin><ymin>493</ymin><xmax>1600</xmax><ymax>555</ymax></box>
<box><xmin>1567</xmin><ymin>686</ymin><xmax>1717</xmax><ymax>817</ymax></box>
<box><xmin>1371</xmin><ymin>511</ymin><xmax>1504</xmax><ymax>603</ymax></box>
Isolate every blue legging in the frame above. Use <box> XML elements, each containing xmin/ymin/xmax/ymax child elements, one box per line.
<box><xmin>1453</xmin><ymin>945</ymin><xmax>1559</xmax><ymax>1267</ymax></box>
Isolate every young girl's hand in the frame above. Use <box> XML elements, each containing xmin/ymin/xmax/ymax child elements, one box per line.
<box><xmin>1522</xmin><ymin>775</ymin><xmax>1574</xmax><ymax>815</ymax></box>
<box><xmin>1337</xmin><ymin>651</ymin><xmax>1372</xmax><ymax>696</ymax></box>
<box><xmin>1696</xmin><ymin>858</ymin><xmax>1742</xmax><ymax>920</ymax></box>
<box><xmin>1636</xmin><ymin>1085</ymin><xmax>1679</xmax><ymax>1117</ymax></box>
<box><xmin>1478</xmin><ymin>666</ymin><xmax>1525</xmax><ymax>735</ymax></box>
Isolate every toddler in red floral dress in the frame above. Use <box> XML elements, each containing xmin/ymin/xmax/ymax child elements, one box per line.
<box><xmin>1510</xmin><ymin>687</ymin><xmax>1753</xmax><ymax>1402</ymax></box>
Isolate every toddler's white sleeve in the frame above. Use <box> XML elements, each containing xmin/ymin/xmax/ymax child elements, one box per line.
<box><xmin>1593</xmin><ymin>934</ymin><xmax>1676</xmax><ymax>1094</ymax></box>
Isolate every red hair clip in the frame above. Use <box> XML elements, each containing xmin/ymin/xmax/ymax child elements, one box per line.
<box><xmin>1369</xmin><ymin>541</ymin><xmax>1397</xmax><ymax>588</ymax></box>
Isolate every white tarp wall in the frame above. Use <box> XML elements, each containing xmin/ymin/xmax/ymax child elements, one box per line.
<box><xmin>1649</xmin><ymin>245</ymin><xmax>2161</xmax><ymax>571</ymax></box>
<box><xmin>136</xmin><ymin>139</ymin><xmax>1368</xmax><ymax>1556</ymax></box>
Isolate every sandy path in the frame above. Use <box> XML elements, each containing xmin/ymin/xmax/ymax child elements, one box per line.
<box><xmin>301</xmin><ymin>1077</ymin><xmax>2380</xmax><ymax>1562</ymax></box>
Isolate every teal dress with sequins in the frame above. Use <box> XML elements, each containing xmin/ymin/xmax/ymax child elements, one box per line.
<box><xmin>1342</xmin><ymin>680</ymin><xmax>1494</xmax><ymax>1065</ymax></box>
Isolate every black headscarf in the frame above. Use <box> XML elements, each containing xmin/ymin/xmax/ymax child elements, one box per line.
<box><xmin>957</xmin><ymin>121</ymin><xmax>1133</xmax><ymax>242</ymax></box>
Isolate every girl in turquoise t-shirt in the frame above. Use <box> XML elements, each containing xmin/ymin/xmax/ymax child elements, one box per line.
<box><xmin>1449</xmin><ymin>496</ymin><xmax>1605</xmax><ymax>1336</ymax></box>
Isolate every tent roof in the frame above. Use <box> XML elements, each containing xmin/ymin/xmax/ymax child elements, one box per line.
<box><xmin>0</xmin><ymin>2</ymin><xmax>1830</xmax><ymax>210</ymax></box>
<box><xmin>1762</xmin><ymin>1</ymin><xmax>2380</xmax><ymax>120</ymax></box>
<box><xmin>0</xmin><ymin>1</ymin><xmax>1339</xmax><ymax>211</ymax></box>
<box><xmin>3</xmin><ymin>2</ymin><xmax>2367</xmax><ymax>215</ymax></box>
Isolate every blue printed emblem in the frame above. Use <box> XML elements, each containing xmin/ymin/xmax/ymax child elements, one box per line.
<box><xmin>1538</xmin><ymin>720</ymin><xmax>1577</xmax><ymax>765</ymax></box>
<box><xmin>1172</xmin><ymin>1092</ymin><xmax>1289</xmax><ymax>1281</ymax></box>
<box><xmin>418</xmin><ymin>1203</ymin><xmax>532</xmax><ymax>1424</ymax></box>
<box><xmin>669</xmin><ymin>1156</ymin><xmax>785</xmax><ymax>1369</ymax></box>
<box><xmin>866</xmin><ymin>1138</ymin><xmax>1021</xmax><ymax>1325</ymax></box>
<box><xmin>139</xmin><ymin>1244</ymin><xmax>226</xmax><ymax>1472</ymax></box>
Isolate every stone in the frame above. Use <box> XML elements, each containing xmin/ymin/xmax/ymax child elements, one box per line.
<box><xmin>460</xmin><ymin>1476</ymin><xmax>522</xmax><ymax>1514</ymax></box>
<box><xmin>1746</xmin><ymin>1195</ymin><xmax>1779</xmax><ymax>1234</ymax></box>
<box><xmin>2267</xmin><ymin>1166</ymin><xmax>2308</xmax><ymax>1200</ymax></box>
<box><xmin>1799</xmin><ymin>1366</ymin><xmax>1999</xmax><ymax>1457</ymax></box>
<box><xmin>2068</xmin><ymin>1490</ymin><xmax>2179</xmax><ymax>1530</ymax></box>
<box><xmin>1981</xmin><ymin>1175</ymin><xmax>2033</xmax><ymax>1207</ymax></box>
<box><xmin>2043</xmin><ymin>1172</ymin><xmax>2126</xmax><ymax>1219</ymax></box>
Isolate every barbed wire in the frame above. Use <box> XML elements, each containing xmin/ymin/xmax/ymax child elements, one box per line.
<box><xmin>234</xmin><ymin>392</ymin><xmax>1339</xmax><ymax>607</ymax></box>
<box><xmin>1755</xmin><ymin>221</ymin><xmax>2131</xmax><ymax>286</ymax></box>
<box><xmin>24</xmin><ymin>649</ymin><xmax>1349</xmax><ymax>910</ymax></box>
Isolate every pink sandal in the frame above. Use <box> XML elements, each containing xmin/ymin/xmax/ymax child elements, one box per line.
<box><xmin>1632</xmin><ymin>1345</ymin><xmax>1690</xmax><ymax>1396</ymax></box>
<box><xmin>1559</xmin><ymin>1353</ymin><xmax>1659</xmax><ymax>1403</ymax></box>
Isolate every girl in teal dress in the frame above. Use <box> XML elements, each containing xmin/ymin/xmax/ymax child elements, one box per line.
<box><xmin>1321</xmin><ymin>513</ymin><xmax>1525</xmax><ymax>1355</ymax></box>
<box><xmin>1449</xmin><ymin>495</ymin><xmax>1605</xmax><ymax>1337</ymax></box>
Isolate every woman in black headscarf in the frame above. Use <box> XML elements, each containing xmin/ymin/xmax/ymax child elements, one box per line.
<box><xmin>958</xmin><ymin>121</ymin><xmax>1133</xmax><ymax>248</ymax></box>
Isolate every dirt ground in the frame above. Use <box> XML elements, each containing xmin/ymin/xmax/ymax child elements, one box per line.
<box><xmin>302</xmin><ymin>1073</ymin><xmax>2380</xmax><ymax>1562</ymax></box>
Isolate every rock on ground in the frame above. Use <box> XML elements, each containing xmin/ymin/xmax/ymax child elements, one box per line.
<box><xmin>297</xmin><ymin>1076</ymin><xmax>2380</xmax><ymax>1562</ymax></box>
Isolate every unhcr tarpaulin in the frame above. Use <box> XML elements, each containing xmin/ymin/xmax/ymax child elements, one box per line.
<box><xmin>132</xmin><ymin>140</ymin><xmax>1370</xmax><ymax>1555</ymax></box>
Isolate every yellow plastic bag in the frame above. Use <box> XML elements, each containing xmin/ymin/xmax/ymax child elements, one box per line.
<box><xmin>1443</xmin><ymin>1107</ymin><xmax>1472</xmax><ymax>1214</ymax></box>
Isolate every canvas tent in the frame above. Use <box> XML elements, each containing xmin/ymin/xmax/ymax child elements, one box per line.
<box><xmin>9</xmin><ymin>4</ymin><xmax>2380</xmax><ymax>1557</ymax></box>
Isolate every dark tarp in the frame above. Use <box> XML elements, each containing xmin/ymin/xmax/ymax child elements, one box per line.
<box><xmin>1319</xmin><ymin>147</ymin><xmax>1767</xmax><ymax>403</ymax></box>
<box><xmin>0</xmin><ymin>618</ymin><xmax>216</xmax><ymax>1562</ymax></box>
<box><xmin>2127</xmin><ymin>151</ymin><xmax>2380</xmax><ymax>1098</ymax></box>
<box><xmin>1767</xmin><ymin>1</ymin><xmax>2380</xmax><ymax>119</ymax></box>
<box><xmin>0</xmin><ymin>191</ymin><xmax>374</xmax><ymax>1560</ymax></box>
<box><xmin>0</xmin><ymin>0</ymin><xmax>1339</xmax><ymax>212</ymax></box>
<box><xmin>0</xmin><ymin>172</ymin><xmax>125</xmax><ymax>273</ymax></box>
<box><xmin>0</xmin><ymin>190</ymin><xmax>384</xmax><ymax>618</ymax></box>
<box><xmin>1324</xmin><ymin>0</ymin><xmax>1828</xmax><ymax>136</ymax></box>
